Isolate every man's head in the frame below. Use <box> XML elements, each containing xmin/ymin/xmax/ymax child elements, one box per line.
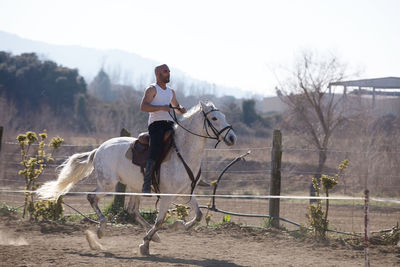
<box><xmin>155</xmin><ymin>64</ymin><xmax>170</xmax><ymax>84</ymax></box>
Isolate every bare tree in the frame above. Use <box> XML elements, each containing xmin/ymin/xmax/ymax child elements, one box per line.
<box><xmin>277</xmin><ymin>50</ymin><xmax>354</xmax><ymax>197</ymax></box>
<box><xmin>346</xmin><ymin>113</ymin><xmax>400</xmax><ymax>196</ymax></box>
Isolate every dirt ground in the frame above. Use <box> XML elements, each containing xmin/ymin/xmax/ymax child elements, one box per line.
<box><xmin>0</xmin><ymin>214</ymin><xmax>399</xmax><ymax>267</ymax></box>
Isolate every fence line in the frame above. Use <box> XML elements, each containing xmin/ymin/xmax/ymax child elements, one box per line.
<box><xmin>2</xmin><ymin>173</ymin><xmax>400</xmax><ymax>183</ymax></box>
<box><xmin>1</xmin><ymin>189</ymin><xmax>400</xmax><ymax>204</ymax></box>
<box><xmin>3</xmin><ymin>178</ymin><xmax>400</xmax><ymax>190</ymax></box>
<box><xmin>4</xmin><ymin>141</ymin><xmax>97</xmax><ymax>147</ymax></box>
<box><xmin>3</xmin><ymin>159</ymin><xmax>400</xmax><ymax>179</ymax></box>
<box><xmin>2</xmin><ymin>154</ymin><xmax>69</xmax><ymax>160</ymax></box>
<box><xmin>5</xmin><ymin>140</ymin><xmax>400</xmax><ymax>155</ymax></box>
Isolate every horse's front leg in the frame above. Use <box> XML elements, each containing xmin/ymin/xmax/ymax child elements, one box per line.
<box><xmin>139</xmin><ymin>196</ymin><xmax>171</xmax><ymax>255</ymax></box>
<box><xmin>127</xmin><ymin>195</ymin><xmax>161</xmax><ymax>243</ymax></box>
<box><xmin>184</xmin><ymin>196</ymin><xmax>202</xmax><ymax>230</ymax></box>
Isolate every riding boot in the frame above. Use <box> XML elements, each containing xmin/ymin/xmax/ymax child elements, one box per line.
<box><xmin>142</xmin><ymin>159</ymin><xmax>156</xmax><ymax>195</ymax></box>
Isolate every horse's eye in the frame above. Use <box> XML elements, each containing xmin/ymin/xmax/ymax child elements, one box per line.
<box><xmin>212</xmin><ymin>117</ymin><xmax>217</xmax><ymax>121</ymax></box>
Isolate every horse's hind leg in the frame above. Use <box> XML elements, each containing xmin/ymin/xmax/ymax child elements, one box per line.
<box><xmin>87</xmin><ymin>172</ymin><xmax>117</xmax><ymax>239</ymax></box>
<box><xmin>139</xmin><ymin>196</ymin><xmax>172</xmax><ymax>255</ymax></box>
<box><xmin>127</xmin><ymin>195</ymin><xmax>161</xmax><ymax>243</ymax></box>
<box><xmin>87</xmin><ymin>191</ymin><xmax>107</xmax><ymax>239</ymax></box>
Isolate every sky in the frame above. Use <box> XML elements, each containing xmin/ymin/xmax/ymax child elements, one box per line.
<box><xmin>0</xmin><ymin>0</ymin><xmax>400</xmax><ymax>96</ymax></box>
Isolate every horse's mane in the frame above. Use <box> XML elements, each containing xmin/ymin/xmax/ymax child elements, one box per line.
<box><xmin>182</xmin><ymin>103</ymin><xmax>201</xmax><ymax>120</ymax></box>
<box><xmin>181</xmin><ymin>101</ymin><xmax>216</xmax><ymax>121</ymax></box>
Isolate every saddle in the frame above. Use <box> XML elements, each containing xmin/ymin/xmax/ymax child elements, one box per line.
<box><xmin>125</xmin><ymin>130</ymin><xmax>174</xmax><ymax>193</ymax></box>
<box><xmin>125</xmin><ymin>129</ymin><xmax>174</xmax><ymax>168</ymax></box>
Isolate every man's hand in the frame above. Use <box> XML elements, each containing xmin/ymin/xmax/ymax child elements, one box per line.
<box><xmin>178</xmin><ymin>106</ymin><xmax>187</xmax><ymax>114</ymax></box>
<box><xmin>170</xmin><ymin>104</ymin><xmax>186</xmax><ymax>114</ymax></box>
<box><xmin>170</xmin><ymin>89</ymin><xmax>186</xmax><ymax>114</ymax></box>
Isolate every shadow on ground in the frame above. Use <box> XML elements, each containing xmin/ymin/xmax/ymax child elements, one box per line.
<box><xmin>68</xmin><ymin>251</ymin><xmax>244</xmax><ymax>267</ymax></box>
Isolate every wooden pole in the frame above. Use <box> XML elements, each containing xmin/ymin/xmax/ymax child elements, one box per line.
<box><xmin>0</xmin><ymin>126</ymin><xmax>3</xmax><ymax>153</ymax></box>
<box><xmin>0</xmin><ymin>126</ymin><xmax>3</xmax><ymax>184</ymax></box>
<box><xmin>269</xmin><ymin>129</ymin><xmax>282</xmax><ymax>228</ymax></box>
<box><xmin>111</xmin><ymin>128</ymin><xmax>130</xmax><ymax>212</ymax></box>
<box><xmin>364</xmin><ymin>189</ymin><xmax>370</xmax><ymax>267</ymax></box>
<box><xmin>372</xmin><ymin>87</ymin><xmax>376</xmax><ymax>108</ymax></box>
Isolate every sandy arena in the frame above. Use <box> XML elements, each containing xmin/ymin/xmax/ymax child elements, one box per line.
<box><xmin>0</xmin><ymin>212</ymin><xmax>399</xmax><ymax>267</ymax></box>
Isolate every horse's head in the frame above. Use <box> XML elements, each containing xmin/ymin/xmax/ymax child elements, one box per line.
<box><xmin>199</xmin><ymin>101</ymin><xmax>237</xmax><ymax>146</ymax></box>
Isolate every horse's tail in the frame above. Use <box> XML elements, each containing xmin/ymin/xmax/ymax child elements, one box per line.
<box><xmin>36</xmin><ymin>149</ymin><xmax>97</xmax><ymax>200</ymax></box>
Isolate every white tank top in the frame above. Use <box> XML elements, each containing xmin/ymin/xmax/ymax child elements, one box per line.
<box><xmin>148</xmin><ymin>83</ymin><xmax>173</xmax><ymax>125</ymax></box>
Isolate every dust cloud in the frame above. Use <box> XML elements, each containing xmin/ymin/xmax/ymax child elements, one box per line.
<box><xmin>0</xmin><ymin>230</ymin><xmax>28</xmax><ymax>246</ymax></box>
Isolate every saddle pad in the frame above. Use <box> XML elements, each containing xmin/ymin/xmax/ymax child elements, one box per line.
<box><xmin>132</xmin><ymin>141</ymin><xmax>149</xmax><ymax>167</ymax></box>
<box><xmin>125</xmin><ymin>141</ymin><xmax>135</xmax><ymax>161</ymax></box>
<box><xmin>125</xmin><ymin>137</ymin><xmax>173</xmax><ymax>167</ymax></box>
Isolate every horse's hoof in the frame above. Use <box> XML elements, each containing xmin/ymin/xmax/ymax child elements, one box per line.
<box><xmin>84</xmin><ymin>230</ymin><xmax>104</xmax><ymax>250</ymax></box>
<box><xmin>151</xmin><ymin>233</ymin><xmax>161</xmax><ymax>243</ymax></box>
<box><xmin>170</xmin><ymin>220</ymin><xmax>185</xmax><ymax>230</ymax></box>
<box><xmin>97</xmin><ymin>228</ymin><xmax>104</xmax><ymax>239</ymax></box>
<box><xmin>97</xmin><ymin>220</ymin><xmax>107</xmax><ymax>239</ymax></box>
<box><xmin>139</xmin><ymin>243</ymin><xmax>150</xmax><ymax>255</ymax></box>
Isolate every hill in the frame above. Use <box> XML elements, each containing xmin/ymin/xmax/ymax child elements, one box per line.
<box><xmin>0</xmin><ymin>30</ymin><xmax>249</xmax><ymax>98</ymax></box>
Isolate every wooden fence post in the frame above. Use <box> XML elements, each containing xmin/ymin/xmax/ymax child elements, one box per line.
<box><xmin>0</xmin><ymin>126</ymin><xmax>3</xmax><ymax>182</ymax></box>
<box><xmin>364</xmin><ymin>189</ymin><xmax>370</xmax><ymax>267</ymax></box>
<box><xmin>0</xmin><ymin>126</ymin><xmax>3</xmax><ymax>153</ymax></box>
<box><xmin>269</xmin><ymin>129</ymin><xmax>282</xmax><ymax>228</ymax></box>
<box><xmin>111</xmin><ymin>128</ymin><xmax>130</xmax><ymax>212</ymax></box>
<box><xmin>0</xmin><ymin>126</ymin><xmax>3</xmax><ymax>186</ymax></box>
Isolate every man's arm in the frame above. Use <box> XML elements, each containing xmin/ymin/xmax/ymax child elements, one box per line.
<box><xmin>170</xmin><ymin>90</ymin><xmax>187</xmax><ymax>114</ymax></box>
<box><xmin>140</xmin><ymin>86</ymin><xmax>170</xmax><ymax>112</ymax></box>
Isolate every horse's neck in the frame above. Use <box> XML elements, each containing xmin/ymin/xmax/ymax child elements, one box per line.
<box><xmin>174</xmin><ymin>112</ymin><xmax>207</xmax><ymax>168</ymax></box>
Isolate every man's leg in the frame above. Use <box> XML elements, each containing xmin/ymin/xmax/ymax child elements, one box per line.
<box><xmin>142</xmin><ymin>160</ymin><xmax>156</xmax><ymax>194</ymax></box>
<box><xmin>142</xmin><ymin>122</ymin><xmax>164</xmax><ymax>194</ymax></box>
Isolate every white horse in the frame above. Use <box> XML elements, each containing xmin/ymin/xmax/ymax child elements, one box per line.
<box><xmin>36</xmin><ymin>101</ymin><xmax>237</xmax><ymax>255</ymax></box>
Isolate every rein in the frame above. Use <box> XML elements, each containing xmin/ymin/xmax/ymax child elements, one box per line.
<box><xmin>172</xmin><ymin>140</ymin><xmax>201</xmax><ymax>197</ymax></box>
<box><xmin>168</xmin><ymin>104</ymin><xmax>233</xmax><ymax>197</ymax></box>
<box><xmin>168</xmin><ymin>104</ymin><xmax>233</xmax><ymax>148</ymax></box>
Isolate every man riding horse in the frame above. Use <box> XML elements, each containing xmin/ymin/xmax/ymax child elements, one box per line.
<box><xmin>140</xmin><ymin>64</ymin><xmax>187</xmax><ymax>194</ymax></box>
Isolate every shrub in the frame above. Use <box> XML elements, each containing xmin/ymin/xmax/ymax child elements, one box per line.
<box><xmin>306</xmin><ymin>159</ymin><xmax>348</xmax><ymax>239</ymax></box>
<box><xmin>382</xmin><ymin>223</ymin><xmax>400</xmax><ymax>245</ymax></box>
<box><xmin>32</xmin><ymin>198</ymin><xmax>64</xmax><ymax>221</ymax></box>
<box><xmin>0</xmin><ymin>202</ymin><xmax>15</xmax><ymax>216</ymax></box>
<box><xmin>169</xmin><ymin>204</ymin><xmax>189</xmax><ymax>222</ymax></box>
<box><xmin>17</xmin><ymin>130</ymin><xmax>63</xmax><ymax>220</ymax></box>
<box><xmin>222</xmin><ymin>214</ymin><xmax>231</xmax><ymax>223</ymax></box>
<box><xmin>103</xmin><ymin>203</ymin><xmax>134</xmax><ymax>224</ymax></box>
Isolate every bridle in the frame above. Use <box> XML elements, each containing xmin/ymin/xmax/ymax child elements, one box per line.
<box><xmin>169</xmin><ymin>104</ymin><xmax>234</xmax><ymax>148</ymax></box>
<box><xmin>168</xmin><ymin>104</ymin><xmax>234</xmax><ymax>198</ymax></box>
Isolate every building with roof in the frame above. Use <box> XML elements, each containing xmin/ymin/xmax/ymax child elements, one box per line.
<box><xmin>329</xmin><ymin>77</ymin><xmax>400</xmax><ymax>116</ymax></box>
<box><xmin>329</xmin><ymin>77</ymin><xmax>400</xmax><ymax>104</ymax></box>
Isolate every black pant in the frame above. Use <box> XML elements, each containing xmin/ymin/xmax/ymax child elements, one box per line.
<box><xmin>148</xmin><ymin>120</ymin><xmax>174</xmax><ymax>162</ymax></box>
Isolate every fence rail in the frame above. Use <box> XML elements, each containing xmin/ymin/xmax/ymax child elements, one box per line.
<box><xmin>5</xmin><ymin>140</ymin><xmax>400</xmax><ymax>154</ymax></box>
<box><xmin>1</xmin><ymin>128</ymin><xmax>399</xmax><ymax>233</ymax></box>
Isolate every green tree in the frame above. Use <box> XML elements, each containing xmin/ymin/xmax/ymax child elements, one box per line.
<box><xmin>223</xmin><ymin>99</ymin><xmax>242</xmax><ymax>123</ymax></box>
<box><xmin>90</xmin><ymin>68</ymin><xmax>114</xmax><ymax>102</ymax></box>
<box><xmin>242</xmin><ymin>99</ymin><xmax>259</xmax><ymax>126</ymax></box>
<box><xmin>0</xmin><ymin>52</ymin><xmax>87</xmax><ymax>114</ymax></box>
<box><xmin>74</xmin><ymin>94</ymin><xmax>91</xmax><ymax>132</ymax></box>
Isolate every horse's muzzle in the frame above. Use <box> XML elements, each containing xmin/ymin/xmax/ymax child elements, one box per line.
<box><xmin>224</xmin><ymin>132</ymin><xmax>237</xmax><ymax>146</ymax></box>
